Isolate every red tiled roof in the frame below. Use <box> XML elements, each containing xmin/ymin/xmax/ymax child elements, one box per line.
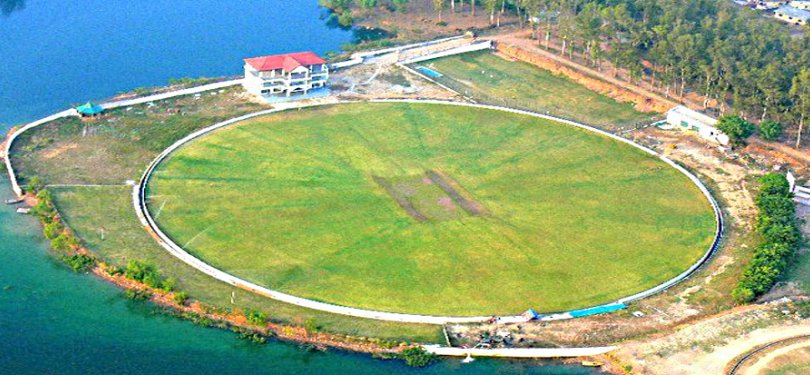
<box><xmin>244</xmin><ymin>52</ymin><xmax>326</xmax><ymax>72</ymax></box>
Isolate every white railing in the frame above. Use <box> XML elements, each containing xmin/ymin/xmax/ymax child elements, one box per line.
<box><xmin>133</xmin><ymin>99</ymin><xmax>723</xmax><ymax>324</ymax></box>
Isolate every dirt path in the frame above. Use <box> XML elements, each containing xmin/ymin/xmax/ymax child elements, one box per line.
<box><xmin>739</xmin><ymin>338</ymin><xmax>810</xmax><ymax>375</ymax></box>
<box><xmin>614</xmin><ymin>304</ymin><xmax>809</xmax><ymax>375</ymax></box>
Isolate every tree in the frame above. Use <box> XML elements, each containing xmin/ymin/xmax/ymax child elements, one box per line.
<box><xmin>392</xmin><ymin>0</ymin><xmax>409</xmax><ymax>12</ymax></box>
<box><xmin>716</xmin><ymin>115</ymin><xmax>755</xmax><ymax>146</ymax></box>
<box><xmin>759</xmin><ymin>120</ymin><xmax>782</xmax><ymax>141</ymax></box>
<box><xmin>433</xmin><ymin>0</ymin><xmax>446</xmax><ymax>22</ymax></box>
<box><xmin>790</xmin><ymin>68</ymin><xmax>810</xmax><ymax>149</ymax></box>
<box><xmin>400</xmin><ymin>347</ymin><xmax>437</xmax><ymax>367</ymax></box>
<box><xmin>356</xmin><ymin>0</ymin><xmax>377</xmax><ymax>8</ymax></box>
<box><xmin>758</xmin><ymin>173</ymin><xmax>791</xmax><ymax>197</ymax></box>
<box><xmin>484</xmin><ymin>0</ymin><xmax>498</xmax><ymax>25</ymax></box>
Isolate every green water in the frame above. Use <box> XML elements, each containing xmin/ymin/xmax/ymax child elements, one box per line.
<box><xmin>0</xmin><ymin>177</ymin><xmax>601</xmax><ymax>374</ymax></box>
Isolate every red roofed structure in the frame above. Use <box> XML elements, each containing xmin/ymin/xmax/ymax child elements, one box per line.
<box><xmin>242</xmin><ymin>51</ymin><xmax>329</xmax><ymax>97</ymax></box>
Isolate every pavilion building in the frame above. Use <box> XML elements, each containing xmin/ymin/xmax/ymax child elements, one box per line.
<box><xmin>242</xmin><ymin>52</ymin><xmax>329</xmax><ymax>97</ymax></box>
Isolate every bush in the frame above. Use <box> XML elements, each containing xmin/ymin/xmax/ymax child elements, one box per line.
<box><xmin>25</xmin><ymin>176</ymin><xmax>44</xmax><ymax>194</ymax></box>
<box><xmin>759</xmin><ymin>173</ymin><xmax>792</xmax><ymax>197</ymax></box>
<box><xmin>716</xmin><ymin>115</ymin><xmax>755</xmax><ymax>146</ymax></box>
<box><xmin>732</xmin><ymin>286</ymin><xmax>755</xmax><ymax>304</ymax></box>
<box><xmin>759</xmin><ymin>120</ymin><xmax>783</xmax><ymax>141</ymax></box>
<box><xmin>173</xmin><ymin>291</ymin><xmax>189</xmax><ymax>305</ymax></box>
<box><xmin>124</xmin><ymin>260</ymin><xmax>174</xmax><ymax>290</ymax></box>
<box><xmin>337</xmin><ymin>10</ymin><xmax>353</xmax><ymax>27</ymax></box>
<box><xmin>304</xmin><ymin>318</ymin><xmax>319</xmax><ymax>334</ymax></box>
<box><xmin>31</xmin><ymin>200</ymin><xmax>56</xmax><ymax>223</ymax></box>
<box><xmin>245</xmin><ymin>309</ymin><xmax>267</xmax><ymax>326</ymax></box>
<box><xmin>61</xmin><ymin>254</ymin><xmax>96</xmax><ymax>272</ymax></box>
<box><xmin>50</xmin><ymin>233</ymin><xmax>74</xmax><ymax>252</ymax></box>
<box><xmin>43</xmin><ymin>220</ymin><xmax>63</xmax><ymax>240</ymax></box>
<box><xmin>735</xmin><ymin>173</ymin><xmax>802</xmax><ymax>303</ymax></box>
<box><xmin>161</xmin><ymin>277</ymin><xmax>177</xmax><ymax>292</ymax></box>
<box><xmin>124</xmin><ymin>289</ymin><xmax>153</xmax><ymax>301</ymax></box>
<box><xmin>399</xmin><ymin>347</ymin><xmax>436</xmax><ymax>368</ymax></box>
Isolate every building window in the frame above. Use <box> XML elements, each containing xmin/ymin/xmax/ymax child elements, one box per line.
<box><xmin>680</xmin><ymin>120</ymin><xmax>689</xmax><ymax>128</ymax></box>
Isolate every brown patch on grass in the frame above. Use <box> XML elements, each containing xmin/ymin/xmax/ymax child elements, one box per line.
<box><xmin>372</xmin><ymin>175</ymin><xmax>428</xmax><ymax>222</ymax></box>
<box><xmin>427</xmin><ymin>169</ymin><xmax>486</xmax><ymax>216</ymax></box>
<box><xmin>41</xmin><ymin>143</ymin><xmax>78</xmax><ymax>159</ymax></box>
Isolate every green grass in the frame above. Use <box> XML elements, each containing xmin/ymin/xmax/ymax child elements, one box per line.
<box><xmin>10</xmin><ymin>87</ymin><xmax>264</xmax><ymax>186</ymax></box>
<box><xmin>147</xmin><ymin>102</ymin><xmax>716</xmax><ymax>316</ymax></box>
<box><xmin>51</xmin><ymin>186</ymin><xmax>442</xmax><ymax>343</ymax></box>
<box><xmin>414</xmin><ymin>50</ymin><xmax>656</xmax><ymax>130</ymax></box>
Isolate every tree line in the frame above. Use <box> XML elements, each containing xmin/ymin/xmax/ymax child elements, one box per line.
<box><xmin>513</xmin><ymin>0</ymin><xmax>809</xmax><ymax>147</ymax></box>
<box><xmin>733</xmin><ymin>173</ymin><xmax>803</xmax><ymax>303</ymax></box>
<box><xmin>323</xmin><ymin>0</ymin><xmax>810</xmax><ymax>148</ymax></box>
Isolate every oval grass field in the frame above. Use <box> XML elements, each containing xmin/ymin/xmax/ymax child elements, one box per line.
<box><xmin>146</xmin><ymin>102</ymin><xmax>716</xmax><ymax>316</ymax></box>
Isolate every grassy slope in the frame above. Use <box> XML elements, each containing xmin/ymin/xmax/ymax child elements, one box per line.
<box><xmin>418</xmin><ymin>50</ymin><xmax>655</xmax><ymax>129</ymax></box>
<box><xmin>52</xmin><ymin>186</ymin><xmax>442</xmax><ymax>342</ymax></box>
<box><xmin>147</xmin><ymin>102</ymin><xmax>716</xmax><ymax>316</ymax></box>
<box><xmin>10</xmin><ymin>89</ymin><xmax>264</xmax><ymax>186</ymax></box>
<box><xmin>10</xmin><ymin>89</ymin><xmax>441</xmax><ymax>342</ymax></box>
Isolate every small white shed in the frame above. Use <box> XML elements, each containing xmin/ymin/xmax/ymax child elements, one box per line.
<box><xmin>666</xmin><ymin>106</ymin><xmax>730</xmax><ymax>146</ymax></box>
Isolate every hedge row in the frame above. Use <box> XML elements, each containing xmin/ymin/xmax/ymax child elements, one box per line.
<box><xmin>29</xmin><ymin>188</ymin><xmax>97</xmax><ymax>272</ymax></box>
<box><xmin>733</xmin><ymin>173</ymin><xmax>803</xmax><ymax>303</ymax></box>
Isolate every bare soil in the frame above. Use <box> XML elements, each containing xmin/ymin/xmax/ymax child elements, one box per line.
<box><xmin>354</xmin><ymin>1</ymin><xmax>519</xmax><ymax>42</ymax></box>
<box><xmin>426</xmin><ymin>169</ymin><xmax>485</xmax><ymax>216</ymax></box>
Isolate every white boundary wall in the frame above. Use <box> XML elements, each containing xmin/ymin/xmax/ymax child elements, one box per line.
<box><xmin>3</xmin><ymin>79</ymin><xmax>243</xmax><ymax>197</ymax></box>
<box><xmin>399</xmin><ymin>40</ymin><xmax>493</xmax><ymax>65</ymax></box>
<box><xmin>134</xmin><ymin>99</ymin><xmax>723</xmax><ymax>325</ymax></box>
<box><xmin>423</xmin><ymin>344</ymin><xmax>617</xmax><ymax>358</ymax></box>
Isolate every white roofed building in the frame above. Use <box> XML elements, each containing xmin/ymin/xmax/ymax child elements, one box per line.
<box><xmin>774</xmin><ymin>5</ymin><xmax>810</xmax><ymax>25</ymax></box>
<box><xmin>665</xmin><ymin>106</ymin><xmax>730</xmax><ymax>146</ymax></box>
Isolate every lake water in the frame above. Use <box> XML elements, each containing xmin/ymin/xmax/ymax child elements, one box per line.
<box><xmin>0</xmin><ymin>1</ymin><xmax>601</xmax><ymax>373</ymax></box>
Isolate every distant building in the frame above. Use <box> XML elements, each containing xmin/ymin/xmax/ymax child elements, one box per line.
<box><xmin>790</xmin><ymin>1</ymin><xmax>810</xmax><ymax>10</ymax></box>
<box><xmin>242</xmin><ymin>52</ymin><xmax>329</xmax><ymax>97</ymax></box>
<box><xmin>757</xmin><ymin>1</ymin><xmax>788</xmax><ymax>10</ymax></box>
<box><xmin>774</xmin><ymin>5</ymin><xmax>810</xmax><ymax>25</ymax></box>
<box><xmin>665</xmin><ymin>106</ymin><xmax>730</xmax><ymax>146</ymax></box>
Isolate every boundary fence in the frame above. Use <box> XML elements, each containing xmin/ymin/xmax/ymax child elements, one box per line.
<box><xmin>132</xmin><ymin>98</ymin><xmax>723</xmax><ymax>325</ymax></box>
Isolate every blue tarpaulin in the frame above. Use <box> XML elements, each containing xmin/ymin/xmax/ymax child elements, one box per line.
<box><xmin>76</xmin><ymin>102</ymin><xmax>104</xmax><ymax>116</ymax></box>
<box><xmin>568</xmin><ymin>303</ymin><xmax>626</xmax><ymax>318</ymax></box>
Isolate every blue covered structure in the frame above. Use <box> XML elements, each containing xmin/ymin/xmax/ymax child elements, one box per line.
<box><xmin>568</xmin><ymin>303</ymin><xmax>627</xmax><ymax>318</ymax></box>
<box><xmin>75</xmin><ymin>102</ymin><xmax>104</xmax><ymax>116</ymax></box>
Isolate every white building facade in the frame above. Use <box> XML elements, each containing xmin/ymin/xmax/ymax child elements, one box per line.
<box><xmin>666</xmin><ymin>106</ymin><xmax>730</xmax><ymax>146</ymax></box>
<box><xmin>774</xmin><ymin>5</ymin><xmax>810</xmax><ymax>25</ymax></box>
<box><xmin>790</xmin><ymin>1</ymin><xmax>810</xmax><ymax>10</ymax></box>
<box><xmin>242</xmin><ymin>52</ymin><xmax>329</xmax><ymax>97</ymax></box>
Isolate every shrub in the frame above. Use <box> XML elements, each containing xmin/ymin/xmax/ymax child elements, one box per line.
<box><xmin>304</xmin><ymin>318</ymin><xmax>319</xmax><ymax>334</ymax></box>
<box><xmin>50</xmin><ymin>233</ymin><xmax>74</xmax><ymax>252</ymax></box>
<box><xmin>173</xmin><ymin>291</ymin><xmax>189</xmax><ymax>305</ymax></box>
<box><xmin>716</xmin><ymin>115</ymin><xmax>755</xmax><ymax>146</ymax></box>
<box><xmin>124</xmin><ymin>289</ymin><xmax>153</xmax><ymax>301</ymax></box>
<box><xmin>31</xmin><ymin>200</ymin><xmax>56</xmax><ymax>223</ymax></box>
<box><xmin>245</xmin><ymin>309</ymin><xmax>267</xmax><ymax>326</ymax></box>
<box><xmin>759</xmin><ymin>173</ymin><xmax>792</xmax><ymax>197</ymax></box>
<box><xmin>61</xmin><ymin>254</ymin><xmax>96</xmax><ymax>272</ymax></box>
<box><xmin>43</xmin><ymin>220</ymin><xmax>63</xmax><ymax>240</ymax></box>
<box><xmin>25</xmin><ymin>176</ymin><xmax>44</xmax><ymax>194</ymax></box>
<box><xmin>399</xmin><ymin>347</ymin><xmax>436</xmax><ymax>368</ymax></box>
<box><xmin>735</xmin><ymin>173</ymin><xmax>802</xmax><ymax>303</ymax></box>
<box><xmin>732</xmin><ymin>286</ymin><xmax>755</xmax><ymax>304</ymax></box>
<box><xmin>337</xmin><ymin>10</ymin><xmax>353</xmax><ymax>28</ymax></box>
<box><xmin>759</xmin><ymin>120</ymin><xmax>783</xmax><ymax>141</ymax></box>
<box><xmin>161</xmin><ymin>277</ymin><xmax>177</xmax><ymax>292</ymax></box>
